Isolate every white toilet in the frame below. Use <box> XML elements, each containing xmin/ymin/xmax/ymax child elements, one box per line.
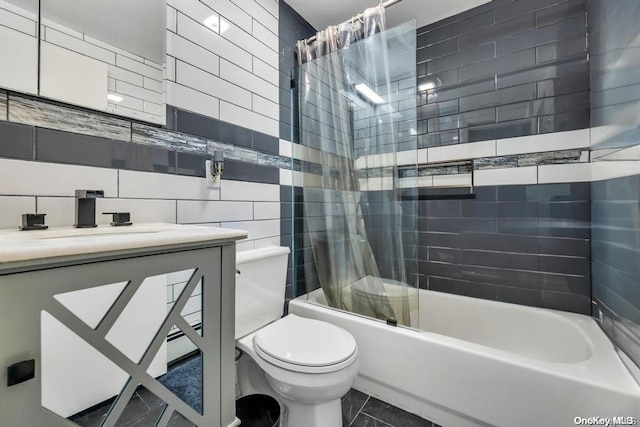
<box><xmin>234</xmin><ymin>246</ymin><xmax>359</xmax><ymax>427</ymax></box>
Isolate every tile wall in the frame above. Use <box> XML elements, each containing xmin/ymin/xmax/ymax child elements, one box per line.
<box><xmin>416</xmin><ymin>0</ymin><xmax>589</xmax><ymax>147</ymax></box>
<box><xmin>0</xmin><ymin>0</ymin><xmax>284</xmax><ymax>342</ymax></box>
<box><xmin>589</xmin><ymin>0</ymin><xmax>640</xmax><ymax>367</ymax></box>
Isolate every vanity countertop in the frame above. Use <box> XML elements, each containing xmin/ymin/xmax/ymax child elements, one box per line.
<box><xmin>0</xmin><ymin>223</ymin><xmax>248</xmax><ymax>264</ymax></box>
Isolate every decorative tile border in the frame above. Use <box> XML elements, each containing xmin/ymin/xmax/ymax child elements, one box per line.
<box><xmin>9</xmin><ymin>94</ymin><xmax>132</xmax><ymax>142</ymax></box>
<box><xmin>0</xmin><ymin>91</ymin><xmax>7</xmax><ymax>121</ymax></box>
<box><xmin>475</xmin><ymin>149</ymin><xmax>588</xmax><ymax>170</ymax></box>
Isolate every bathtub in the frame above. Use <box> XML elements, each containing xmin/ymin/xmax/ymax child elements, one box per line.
<box><xmin>289</xmin><ymin>288</ymin><xmax>640</xmax><ymax>427</ymax></box>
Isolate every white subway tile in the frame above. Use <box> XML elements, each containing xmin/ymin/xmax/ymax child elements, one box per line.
<box><xmin>167</xmin><ymin>31</ymin><xmax>220</xmax><ymax>77</ymax></box>
<box><xmin>0</xmin><ymin>159</ymin><xmax>118</xmax><ymax>197</ymax></box>
<box><xmin>119</xmin><ymin>170</ymin><xmax>221</xmax><ymax>200</ymax></box>
<box><xmin>432</xmin><ymin>173</ymin><xmax>472</xmax><ymax>187</ymax></box>
<box><xmin>167</xmin><ymin>6</ymin><xmax>177</xmax><ymax>33</ymax></box>
<box><xmin>219</xmin><ymin>101</ymin><xmax>278</xmax><ymax>136</ymax></box>
<box><xmin>45</xmin><ymin>28</ymin><xmax>115</xmax><ymax>64</ymax></box>
<box><xmin>143</xmin><ymin>77</ymin><xmax>164</xmax><ymax>93</ymax></box>
<box><xmin>112</xmin><ymin>92</ymin><xmax>143</xmax><ymax>111</ymax></box>
<box><xmin>236</xmin><ymin>240</ymin><xmax>255</xmax><ymax>251</ymax></box>
<box><xmin>222</xmin><ymin>20</ymin><xmax>278</xmax><ymax>69</ymax></box>
<box><xmin>592</xmin><ymin>161</ymin><xmax>640</xmax><ymax>181</ymax></box>
<box><xmin>108</xmin><ymin>78</ymin><xmax>116</xmax><ymax>91</ymax></box>
<box><xmin>144</xmin><ymin>101</ymin><xmax>165</xmax><ymax>116</ymax></box>
<box><xmin>200</xmin><ymin>0</ymin><xmax>252</xmax><ymax>33</ymax></box>
<box><xmin>0</xmin><ymin>6</ymin><xmax>36</xmax><ymax>36</ymax></box>
<box><xmin>177</xmin><ymin>61</ymin><xmax>251</xmax><ymax>109</ymax></box>
<box><xmin>167</xmin><ymin>81</ymin><xmax>220</xmax><ymax>119</ymax></box>
<box><xmin>253</xmin><ymin>0</ymin><xmax>278</xmax><ymax>18</ymax></box>
<box><xmin>254</xmin><ymin>202</ymin><xmax>280</xmax><ymax>220</ymax></box>
<box><xmin>0</xmin><ymin>26</ymin><xmax>37</xmax><ymax>94</ymax></box>
<box><xmin>397</xmin><ymin>150</ymin><xmax>417</xmax><ymax>166</ymax></box>
<box><xmin>231</xmin><ymin>0</ymin><xmax>277</xmax><ymax>34</ymax></box>
<box><xmin>428</xmin><ymin>140</ymin><xmax>496</xmax><ymax>163</ymax></box>
<box><xmin>252</xmin><ymin>57</ymin><xmax>279</xmax><ymax>87</ymax></box>
<box><xmin>222</xmin><ymin>219</ymin><xmax>279</xmax><ymax>240</ymax></box>
<box><xmin>252</xmin><ymin>94</ymin><xmax>279</xmax><ymax>120</ymax></box>
<box><xmin>176</xmin><ymin>12</ymin><xmax>252</xmax><ymax>72</ymax></box>
<box><xmin>538</xmin><ymin>163</ymin><xmax>592</xmax><ymax>184</ymax></box>
<box><xmin>220</xmin><ymin>180</ymin><xmax>279</xmax><ymax>201</ymax></box>
<box><xmin>41</xmin><ymin>43</ymin><xmax>108</xmax><ymax>111</ymax></box>
<box><xmin>112</xmin><ymin>104</ymin><xmax>163</xmax><ymax>124</ymax></box>
<box><xmin>116</xmin><ymin>55</ymin><xmax>163</xmax><ymax>81</ymax></box>
<box><xmin>168</xmin><ymin>0</ymin><xmax>215</xmax><ymax>27</ymax></box>
<box><xmin>474</xmin><ymin>166</ymin><xmax>537</xmax><ymax>186</ymax></box>
<box><xmin>116</xmin><ymin>81</ymin><xmax>163</xmax><ymax>104</ymax></box>
<box><xmin>167</xmin><ymin>56</ymin><xmax>176</xmax><ymax>82</ymax></box>
<box><xmin>83</xmin><ymin>35</ymin><xmax>144</xmax><ymax>63</ymax></box>
<box><xmin>279</xmin><ymin>169</ymin><xmax>293</xmax><ymax>186</ymax></box>
<box><xmin>496</xmin><ymin>129</ymin><xmax>590</xmax><ymax>156</ymax></box>
<box><xmin>0</xmin><ymin>196</ymin><xmax>35</xmax><ymax>229</ymax></box>
<box><xmin>251</xmin><ymin>19</ymin><xmax>278</xmax><ymax>53</ymax></box>
<box><xmin>108</xmin><ymin>65</ymin><xmax>144</xmax><ymax>86</ymax></box>
<box><xmin>254</xmin><ymin>236</ymin><xmax>281</xmax><ymax>249</ymax></box>
<box><xmin>418</xmin><ymin>149</ymin><xmax>428</xmax><ymax>164</ymax></box>
<box><xmin>220</xmin><ymin>59</ymin><xmax>278</xmax><ymax>102</ymax></box>
<box><xmin>97</xmin><ymin>198</ymin><xmax>177</xmax><ymax>224</ymax></box>
<box><xmin>177</xmin><ymin>200</ymin><xmax>253</xmax><ymax>223</ymax></box>
<box><xmin>279</xmin><ymin>139</ymin><xmax>293</xmax><ymax>157</ymax></box>
<box><xmin>36</xmin><ymin>197</ymin><xmax>74</xmax><ymax>227</ymax></box>
<box><xmin>0</xmin><ymin>0</ymin><xmax>37</xmax><ymax>21</ymax></box>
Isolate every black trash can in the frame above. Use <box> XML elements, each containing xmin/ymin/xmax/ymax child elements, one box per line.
<box><xmin>235</xmin><ymin>394</ymin><xmax>280</xmax><ymax>427</ymax></box>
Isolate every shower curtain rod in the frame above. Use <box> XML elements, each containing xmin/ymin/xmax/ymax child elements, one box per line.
<box><xmin>301</xmin><ymin>0</ymin><xmax>403</xmax><ymax>44</ymax></box>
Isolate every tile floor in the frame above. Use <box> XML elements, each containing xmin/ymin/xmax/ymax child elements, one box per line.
<box><xmin>70</xmin><ymin>386</ymin><xmax>440</xmax><ymax>427</ymax></box>
<box><xmin>341</xmin><ymin>389</ymin><xmax>441</xmax><ymax>427</ymax></box>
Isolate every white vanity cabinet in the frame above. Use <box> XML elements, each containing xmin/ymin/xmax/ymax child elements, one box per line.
<box><xmin>0</xmin><ymin>224</ymin><xmax>246</xmax><ymax>427</ymax></box>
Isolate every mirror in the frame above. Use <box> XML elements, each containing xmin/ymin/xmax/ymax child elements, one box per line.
<box><xmin>40</xmin><ymin>0</ymin><xmax>166</xmax><ymax>124</ymax></box>
<box><xmin>0</xmin><ymin>0</ymin><xmax>39</xmax><ymax>95</ymax></box>
<box><xmin>0</xmin><ymin>0</ymin><xmax>166</xmax><ymax>124</ymax></box>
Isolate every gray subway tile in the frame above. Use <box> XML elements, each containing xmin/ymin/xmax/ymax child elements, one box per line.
<box><xmin>461</xmin><ymin>201</ymin><xmax>499</xmax><ymax>218</ymax></box>
<box><xmin>176</xmin><ymin>151</ymin><xmax>207</xmax><ymax>177</ymax></box>
<box><xmin>428</xmin><ymin>247</ymin><xmax>462</xmax><ymax>264</ymax></box>
<box><xmin>417</xmin><ymin>38</ymin><xmax>458</xmax><ymax>63</ymax></box>
<box><xmin>459</xmin><ymin>13</ymin><xmax>535</xmax><ymax>50</ymax></box>
<box><xmin>419</xmin><ymin>232</ymin><xmax>461</xmax><ymax>248</ymax></box>
<box><xmin>537</xmin><ymin>35</ymin><xmax>586</xmax><ymax>63</ymax></box>
<box><xmin>463</xmin><ymin>250</ymin><xmax>539</xmax><ymax>271</ymax></box>
<box><xmin>497</xmin><ymin>218</ymin><xmax>539</xmax><ymax>236</ymax></box>
<box><xmin>0</xmin><ymin>121</ymin><xmax>33</xmax><ymax>160</ymax></box>
<box><xmin>462</xmin><ymin>232</ymin><xmax>539</xmax><ymax>253</ymax></box>
<box><xmin>537</xmin><ymin>72</ymin><xmax>589</xmax><ymax>98</ymax></box>
<box><xmin>36</xmin><ymin>128</ymin><xmax>176</xmax><ymax>173</ymax></box>
<box><xmin>496</xmin><ymin>15</ymin><xmax>585</xmax><ymax>56</ymax></box>
<box><xmin>495</xmin><ymin>0</ymin><xmax>567</xmax><ymax>23</ymax></box>
<box><xmin>538</xmin><ymin>236</ymin><xmax>589</xmax><ymax>257</ymax></box>
<box><xmin>538</xmin><ymin>109</ymin><xmax>590</xmax><ymax>133</ymax></box>
<box><xmin>420</xmin><ymin>10</ymin><xmax>494</xmax><ymax>46</ymax></box>
<box><xmin>536</xmin><ymin>0</ymin><xmax>586</xmax><ymax>28</ymax></box>
<box><xmin>497</xmin><ymin>56</ymin><xmax>587</xmax><ymax>89</ymax></box>
<box><xmin>428</xmin><ymin>276</ymin><xmax>497</xmax><ymax>300</ymax></box>
<box><xmin>539</xmin><ymin>255</ymin><xmax>590</xmax><ymax>275</ymax></box>
<box><xmin>543</xmin><ymin>273</ymin><xmax>590</xmax><ymax>296</ymax></box>
<box><xmin>542</xmin><ymin>291</ymin><xmax>590</xmax><ymax>314</ymax></box>
<box><xmin>496</xmin><ymin>286</ymin><xmax>543</xmax><ymax>307</ymax></box>
<box><xmin>460</xmin><ymin>83</ymin><xmax>537</xmax><ymax>112</ymax></box>
<box><xmin>460</xmin><ymin>118</ymin><xmax>537</xmax><ymax>143</ymax></box>
<box><xmin>427</xmin><ymin>43</ymin><xmax>495</xmax><ymax>75</ymax></box>
<box><xmin>458</xmin><ymin>49</ymin><xmax>536</xmax><ymax>82</ymax></box>
<box><xmin>418</xmin><ymin>100</ymin><xmax>459</xmax><ymax>120</ymax></box>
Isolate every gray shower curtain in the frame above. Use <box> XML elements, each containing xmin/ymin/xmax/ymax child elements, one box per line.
<box><xmin>295</xmin><ymin>10</ymin><xmax>419</xmax><ymax>327</ymax></box>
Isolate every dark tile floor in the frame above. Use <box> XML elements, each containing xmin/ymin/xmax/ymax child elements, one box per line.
<box><xmin>70</xmin><ymin>386</ymin><xmax>439</xmax><ymax>427</ymax></box>
<box><xmin>342</xmin><ymin>389</ymin><xmax>442</xmax><ymax>427</ymax></box>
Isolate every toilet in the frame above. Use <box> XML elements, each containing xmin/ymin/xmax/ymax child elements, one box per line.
<box><xmin>234</xmin><ymin>246</ymin><xmax>359</xmax><ymax>427</ymax></box>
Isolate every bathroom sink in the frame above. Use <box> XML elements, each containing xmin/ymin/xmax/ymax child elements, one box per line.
<box><xmin>0</xmin><ymin>223</ymin><xmax>248</xmax><ymax>264</ymax></box>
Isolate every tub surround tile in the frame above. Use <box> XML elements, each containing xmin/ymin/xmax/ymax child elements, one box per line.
<box><xmin>9</xmin><ymin>95</ymin><xmax>132</xmax><ymax>143</ymax></box>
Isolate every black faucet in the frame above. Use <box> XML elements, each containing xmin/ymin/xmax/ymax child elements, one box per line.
<box><xmin>74</xmin><ymin>190</ymin><xmax>104</xmax><ymax>228</ymax></box>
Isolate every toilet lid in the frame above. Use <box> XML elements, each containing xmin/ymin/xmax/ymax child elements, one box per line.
<box><xmin>254</xmin><ymin>314</ymin><xmax>357</xmax><ymax>370</ymax></box>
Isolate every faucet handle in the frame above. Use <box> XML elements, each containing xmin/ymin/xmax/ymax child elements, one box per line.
<box><xmin>102</xmin><ymin>212</ymin><xmax>132</xmax><ymax>227</ymax></box>
<box><xmin>75</xmin><ymin>190</ymin><xmax>104</xmax><ymax>199</ymax></box>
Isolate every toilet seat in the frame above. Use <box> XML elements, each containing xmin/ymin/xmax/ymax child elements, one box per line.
<box><xmin>253</xmin><ymin>315</ymin><xmax>357</xmax><ymax>374</ymax></box>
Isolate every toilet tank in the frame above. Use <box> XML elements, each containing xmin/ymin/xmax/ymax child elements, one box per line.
<box><xmin>235</xmin><ymin>246</ymin><xmax>290</xmax><ymax>339</ymax></box>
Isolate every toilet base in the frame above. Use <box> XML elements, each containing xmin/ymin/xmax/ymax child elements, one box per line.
<box><xmin>281</xmin><ymin>397</ymin><xmax>342</xmax><ymax>427</ymax></box>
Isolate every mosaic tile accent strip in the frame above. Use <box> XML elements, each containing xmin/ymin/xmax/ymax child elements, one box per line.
<box><xmin>0</xmin><ymin>91</ymin><xmax>7</xmax><ymax>121</ymax></box>
<box><xmin>9</xmin><ymin>95</ymin><xmax>132</xmax><ymax>143</ymax></box>
<box><xmin>475</xmin><ymin>150</ymin><xmax>587</xmax><ymax>170</ymax></box>
<box><xmin>132</xmin><ymin>123</ymin><xmax>207</xmax><ymax>154</ymax></box>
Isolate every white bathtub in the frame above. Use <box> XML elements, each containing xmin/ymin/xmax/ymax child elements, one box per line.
<box><xmin>289</xmin><ymin>288</ymin><xmax>640</xmax><ymax>427</ymax></box>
